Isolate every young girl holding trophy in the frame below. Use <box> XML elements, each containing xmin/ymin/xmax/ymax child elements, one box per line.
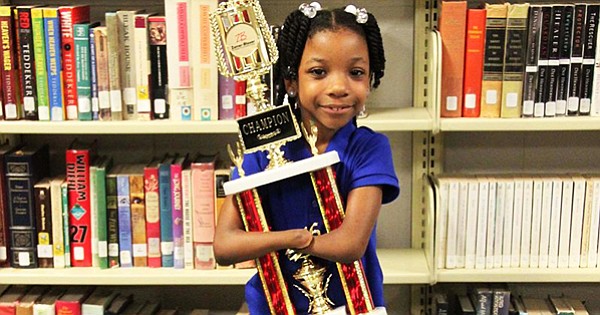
<box><xmin>214</xmin><ymin>2</ymin><xmax>399</xmax><ymax>314</ymax></box>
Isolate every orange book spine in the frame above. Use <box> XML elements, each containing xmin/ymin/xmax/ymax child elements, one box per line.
<box><xmin>129</xmin><ymin>173</ymin><xmax>147</xmax><ymax>267</ymax></box>
<box><xmin>191</xmin><ymin>158</ymin><xmax>216</xmax><ymax>269</ymax></box>
<box><xmin>462</xmin><ymin>8</ymin><xmax>486</xmax><ymax>117</ymax></box>
<box><xmin>439</xmin><ymin>0</ymin><xmax>467</xmax><ymax>118</ymax></box>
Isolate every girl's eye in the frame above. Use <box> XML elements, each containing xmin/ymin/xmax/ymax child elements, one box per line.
<box><xmin>351</xmin><ymin>69</ymin><xmax>366</xmax><ymax>77</ymax></box>
<box><xmin>309</xmin><ymin>68</ymin><xmax>326</xmax><ymax>76</ymax></box>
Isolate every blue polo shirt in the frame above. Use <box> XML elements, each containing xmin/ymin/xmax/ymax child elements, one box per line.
<box><xmin>232</xmin><ymin>121</ymin><xmax>399</xmax><ymax>314</ymax></box>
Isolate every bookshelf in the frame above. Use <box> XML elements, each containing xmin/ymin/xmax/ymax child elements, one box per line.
<box><xmin>0</xmin><ymin>0</ymin><xmax>437</xmax><ymax>313</ymax></box>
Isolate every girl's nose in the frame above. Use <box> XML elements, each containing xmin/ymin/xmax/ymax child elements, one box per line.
<box><xmin>327</xmin><ymin>73</ymin><xmax>349</xmax><ymax>97</ymax></box>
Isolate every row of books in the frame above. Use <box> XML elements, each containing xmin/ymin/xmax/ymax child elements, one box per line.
<box><xmin>431</xmin><ymin>174</ymin><xmax>600</xmax><ymax>270</ymax></box>
<box><xmin>0</xmin><ymin>1</ymin><xmax>260</xmax><ymax>123</ymax></box>
<box><xmin>432</xmin><ymin>285</ymin><xmax>589</xmax><ymax>314</ymax></box>
<box><xmin>0</xmin><ymin>141</ymin><xmax>255</xmax><ymax>270</ymax></box>
<box><xmin>0</xmin><ymin>285</ymin><xmax>249</xmax><ymax>315</ymax></box>
<box><xmin>439</xmin><ymin>1</ymin><xmax>600</xmax><ymax>119</ymax></box>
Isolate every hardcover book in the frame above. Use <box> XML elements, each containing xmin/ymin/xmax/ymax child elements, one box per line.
<box><xmin>106</xmin><ymin>11</ymin><xmax>123</xmax><ymax>120</ymax></box>
<box><xmin>144</xmin><ymin>157</ymin><xmax>162</xmax><ymax>267</ymax></box>
<box><xmin>567</xmin><ymin>4</ymin><xmax>587</xmax><ymax>115</ymax></box>
<box><xmin>32</xmin><ymin>286</ymin><xmax>66</xmax><ymax>315</ymax></box>
<box><xmin>218</xmin><ymin>75</ymin><xmax>236</xmax><ymax>120</ymax></box>
<box><xmin>33</xmin><ymin>178</ymin><xmax>53</xmax><ymax>268</ymax></box>
<box><xmin>93</xmin><ymin>26</ymin><xmax>111</xmax><ymax>121</ymax></box>
<box><xmin>578</xmin><ymin>4</ymin><xmax>599</xmax><ymax>115</ymax></box>
<box><xmin>480</xmin><ymin>3</ymin><xmax>508</xmax><ymax>118</ymax></box>
<box><xmin>60</xmin><ymin>181</ymin><xmax>71</xmax><ymax>267</ymax></box>
<box><xmin>134</xmin><ymin>13</ymin><xmax>155</xmax><ymax>120</ymax></box>
<box><xmin>0</xmin><ymin>285</ymin><xmax>30</xmax><ymax>314</ymax></box>
<box><xmin>191</xmin><ymin>153</ymin><xmax>217</xmax><ymax>269</ymax></box>
<box><xmin>6</xmin><ymin>144</ymin><xmax>50</xmax><ymax>268</ymax></box>
<box><xmin>117</xmin><ymin>9</ymin><xmax>144</xmax><ymax>120</ymax></box>
<box><xmin>127</xmin><ymin>164</ymin><xmax>147</xmax><ymax>267</ymax></box>
<box><xmin>158</xmin><ymin>154</ymin><xmax>175</xmax><ymax>267</ymax></box>
<box><xmin>0</xmin><ymin>6</ymin><xmax>23</xmax><ymax>120</ymax></box>
<box><xmin>148</xmin><ymin>16</ymin><xmax>169</xmax><ymax>119</ymax></box>
<box><xmin>81</xmin><ymin>287</ymin><xmax>118</xmax><ymax>315</ymax></box>
<box><xmin>89</xmin><ymin>25</ymin><xmax>99</xmax><ymax>120</ymax></box>
<box><xmin>31</xmin><ymin>7</ymin><xmax>50</xmax><ymax>121</ymax></box>
<box><xmin>171</xmin><ymin>154</ymin><xmax>190</xmax><ymax>268</ymax></box>
<box><xmin>522</xmin><ymin>5</ymin><xmax>543</xmax><ymax>117</ymax></box>
<box><xmin>50</xmin><ymin>176</ymin><xmax>66</xmax><ymax>268</ymax></box>
<box><xmin>65</xmin><ymin>139</ymin><xmax>97</xmax><ymax>267</ymax></box>
<box><xmin>0</xmin><ymin>143</ymin><xmax>17</xmax><ymax>268</ymax></box>
<box><xmin>43</xmin><ymin>7</ymin><xmax>64</xmax><ymax>121</ymax></box>
<box><xmin>116</xmin><ymin>169</ymin><xmax>133</xmax><ymax>268</ymax></box>
<box><xmin>17</xmin><ymin>6</ymin><xmax>41</xmax><ymax>120</ymax></box>
<box><xmin>74</xmin><ymin>21</ymin><xmax>100</xmax><ymax>121</ymax></box>
<box><xmin>462</xmin><ymin>8</ymin><xmax>486</xmax><ymax>118</ymax></box>
<box><xmin>555</xmin><ymin>5</ymin><xmax>575</xmax><ymax>116</ymax></box>
<box><xmin>104</xmin><ymin>294</ymin><xmax>132</xmax><ymax>315</ymax></box>
<box><xmin>105</xmin><ymin>164</ymin><xmax>121</xmax><ymax>267</ymax></box>
<box><xmin>16</xmin><ymin>285</ymin><xmax>48</xmax><ymax>315</ymax></box>
<box><xmin>55</xmin><ymin>286</ymin><xmax>93</xmax><ymax>315</ymax></box>
<box><xmin>533</xmin><ymin>5</ymin><xmax>552</xmax><ymax>118</ymax></box>
<box><xmin>543</xmin><ymin>5</ymin><xmax>565</xmax><ymax>117</ymax></box>
<box><xmin>58</xmin><ymin>5</ymin><xmax>91</xmax><ymax>120</ymax></box>
<box><xmin>91</xmin><ymin>156</ymin><xmax>113</xmax><ymax>269</ymax></box>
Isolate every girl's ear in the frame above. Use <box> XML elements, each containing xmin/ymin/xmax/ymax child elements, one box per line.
<box><xmin>284</xmin><ymin>79</ymin><xmax>298</xmax><ymax>95</ymax></box>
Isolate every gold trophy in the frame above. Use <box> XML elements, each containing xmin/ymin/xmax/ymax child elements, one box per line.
<box><xmin>211</xmin><ymin>1</ymin><xmax>375</xmax><ymax>314</ymax></box>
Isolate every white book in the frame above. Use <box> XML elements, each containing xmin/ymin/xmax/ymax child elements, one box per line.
<box><xmin>588</xmin><ymin>178</ymin><xmax>600</xmax><ymax>267</ymax></box>
<box><xmin>592</xmin><ymin>27</ymin><xmax>600</xmax><ymax>116</ymax></box>
<box><xmin>117</xmin><ymin>9</ymin><xmax>143</xmax><ymax>120</ymax></box>
<box><xmin>81</xmin><ymin>288</ymin><xmax>118</xmax><ymax>315</ymax></box>
<box><xmin>434</xmin><ymin>176</ymin><xmax>450</xmax><ymax>269</ymax></box>
<box><xmin>106</xmin><ymin>12</ymin><xmax>124</xmax><ymax>120</ymax></box>
<box><xmin>580</xmin><ymin>176</ymin><xmax>595</xmax><ymax>268</ymax></box>
<box><xmin>529</xmin><ymin>178</ymin><xmax>543</xmax><ymax>268</ymax></box>
<box><xmin>558</xmin><ymin>178</ymin><xmax>574</xmax><ymax>268</ymax></box>
<box><xmin>511</xmin><ymin>177</ymin><xmax>524</xmax><ymax>268</ymax></box>
<box><xmin>486</xmin><ymin>179</ymin><xmax>497</xmax><ymax>269</ymax></box>
<box><xmin>493</xmin><ymin>179</ymin><xmax>505</xmax><ymax>268</ymax></box>
<box><xmin>502</xmin><ymin>178</ymin><xmax>515</xmax><ymax>268</ymax></box>
<box><xmin>520</xmin><ymin>178</ymin><xmax>533</xmax><ymax>268</ymax></box>
<box><xmin>456</xmin><ymin>179</ymin><xmax>469</xmax><ymax>268</ymax></box>
<box><xmin>133</xmin><ymin>13</ymin><xmax>154</xmax><ymax>120</ymax></box>
<box><xmin>50</xmin><ymin>177</ymin><xmax>66</xmax><ymax>268</ymax></box>
<box><xmin>548</xmin><ymin>177</ymin><xmax>563</xmax><ymax>268</ymax></box>
<box><xmin>189</xmin><ymin>0</ymin><xmax>219</xmax><ymax>121</ymax></box>
<box><xmin>445</xmin><ymin>180</ymin><xmax>460</xmax><ymax>269</ymax></box>
<box><xmin>182</xmin><ymin>168</ymin><xmax>194</xmax><ymax>269</ymax></box>
<box><xmin>569</xmin><ymin>175</ymin><xmax>586</xmax><ymax>268</ymax></box>
<box><xmin>538</xmin><ymin>178</ymin><xmax>554</xmax><ymax>268</ymax></box>
<box><xmin>465</xmin><ymin>178</ymin><xmax>479</xmax><ymax>269</ymax></box>
<box><xmin>475</xmin><ymin>177</ymin><xmax>489</xmax><ymax>269</ymax></box>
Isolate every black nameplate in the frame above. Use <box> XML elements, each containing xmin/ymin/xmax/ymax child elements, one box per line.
<box><xmin>237</xmin><ymin>105</ymin><xmax>300</xmax><ymax>152</ymax></box>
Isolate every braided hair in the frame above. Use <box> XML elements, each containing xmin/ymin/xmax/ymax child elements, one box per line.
<box><xmin>273</xmin><ymin>7</ymin><xmax>386</xmax><ymax>106</ymax></box>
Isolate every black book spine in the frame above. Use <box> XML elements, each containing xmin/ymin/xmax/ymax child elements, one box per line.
<box><xmin>567</xmin><ymin>4</ymin><xmax>587</xmax><ymax>115</ymax></box>
<box><xmin>579</xmin><ymin>4</ymin><xmax>599</xmax><ymax>115</ymax></box>
<box><xmin>534</xmin><ymin>5</ymin><xmax>552</xmax><ymax>117</ymax></box>
<box><xmin>17</xmin><ymin>7</ymin><xmax>38</xmax><ymax>120</ymax></box>
<box><xmin>544</xmin><ymin>5</ymin><xmax>564</xmax><ymax>117</ymax></box>
<box><xmin>522</xmin><ymin>5</ymin><xmax>543</xmax><ymax>117</ymax></box>
<box><xmin>149</xmin><ymin>17</ymin><xmax>169</xmax><ymax>120</ymax></box>
<box><xmin>556</xmin><ymin>5</ymin><xmax>575</xmax><ymax>115</ymax></box>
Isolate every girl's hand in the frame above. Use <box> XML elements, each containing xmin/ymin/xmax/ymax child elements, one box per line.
<box><xmin>290</xmin><ymin>228</ymin><xmax>314</xmax><ymax>250</ymax></box>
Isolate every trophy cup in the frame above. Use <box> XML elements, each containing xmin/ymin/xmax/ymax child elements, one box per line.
<box><xmin>211</xmin><ymin>1</ymin><xmax>376</xmax><ymax>314</ymax></box>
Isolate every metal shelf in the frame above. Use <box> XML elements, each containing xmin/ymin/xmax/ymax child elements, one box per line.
<box><xmin>440</xmin><ymin>116</ymin><xmax>600</xmax><ymax>132</ymax></box>
<box><xmin>436</xmin><ymin>268</ymin><xmax>600</xmax><ymax>283</ymax></box>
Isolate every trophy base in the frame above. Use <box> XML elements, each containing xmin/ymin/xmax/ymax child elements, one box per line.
<box><xmin>223</xmin><ymin>151</ymin><xmax>340</xmax><ymax>195</ymax></box>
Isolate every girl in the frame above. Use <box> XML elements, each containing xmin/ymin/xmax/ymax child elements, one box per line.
<box><xmin>214</xmin><ymin>3</ymin><xmax>400</xmax><ymax>314</ymax></box>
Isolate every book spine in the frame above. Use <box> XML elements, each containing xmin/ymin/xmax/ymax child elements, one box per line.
<box><xmin>234</xmin><ymin>80</ymin><xmax>247</xmax><ymax>118</ymax></box>
<box><xmin>116</xmin><ymin>174</ymin><xmax>133</xmax><ymax>267</ymax></box>
<box><xmin>462</xmin><ymin>9</ymin><xmax>486</xmax><ymax>118</ymax></box>
<box><xmin>190</xmin><ymin>0</ymin><xmax>218</xmax><ymax>121</ymax></box>
<box><xmin>149</xmin><ymin>16</ymin><xmax>169</xmax><ymax>119</ymax></box>
<box><xmin>129</xmin><ymin>173</ymin><xmax>147</xmax><ymax>267</ymax></box>
<box><xmin>568</xmin><ymin>177</ymin><xmax>586</xmax><ymax>268</ymax></box>
<box><xmin>529</xmin><ymin>179</ymin><xmax>543</xmax><ymax>267</ymax></box>
<box><xmin>520</xmin><ymin>179</ymin><xmax>533</xmax><ymax>267</ymax></box>
<box><xmin>500</xmin><ymin>3</ymin><xmax>529</xmax><ymax>118</ymax></box>
<box><xmin>533</xmin><ymin>6</ymin><xmax>552</xmax><ymax>118</ymax></box>
<box><xmin>89</xmin><ymin>26</ymin><xmax>99</xmax><ymax>120</ymax></box>
<box><xmin>182</xmin><ymin>168</ymin><xmax>193</xmax><ymax>269</ymax></box>
<box><xmin>218</xmin><ymin>75</ymin><xmax>235</xmax><ymax>120</ymax></box>
<box><xmin>56</xmin><ymin>300</ymin><xmax>82</xmax><ymax>315</ymax></box>
<box><xmin>31</xmin><ymin>7</ymin><xmax>50</xmax><ymax>121</ymax></box>
<box><xmin>34</xmin><ymin>181</ymin><xmax>54</xmax><ymax>268</ymax></box>
<box><xmin>547</xmin><ymin>178</ymin><xmax>563</xmax><ymax>268</ymax></box>
<box><xmin>474</xmin><ymin>178</ymin><xmax>488</xmax><ymax>269</ymax></box>
<box><xmin>74</xmin><ymin>23</ymin><xmax>93</xmax><ymax>121</ymax></box>
<box><xmin>0</xmin><ymin>151</ymin><xmax>10</xmax><ymax>267</ymax></box>
<box><xmin>117</xmin><ymin>10</ymin><xmax>138</xmax><ymax>120</ymax></box>
<box><xmin>171</xmin><ymin>162</ymin><xmax>184</xmax><ymax>268</ymax></box>
<box><xmin>579</xmin><ymin>4</ymin><xmax>599</xmax><ymax>115</ymax></box>
<box><xmin>17</xmin><ymin>6</ymin><xmax>38</xmax><ymax>120</ymax></box>
<box><xmin>89</xmin><ymin>165</ymin><xmax>99</xmax><ymax>267</ymax></box>
<box><xmin>134</xmin><ymin>14</ymin><xmax>152</xmax><ymax>120</ymax></box>
<box><xmin>95</xmin><ymin>164</ymin><xmax>108</xmax><ymax>269</ymax></box>
<box><xmin>93</xmin><ymin>26</ymin><xmax>111</xmax><ymax>121</ymax></box>
<box><xmin>543</xmin><ymin>5</ymin><xmax>564</xmax><ymax>117</ymax></box>
<box><xmin>480</xmin><ymin>3</ymin><xmax>508</xmax><ymax>118</ymax></box>
<box><xmin>61</xmin><ymin>181</ymin><xmax>71</xmax><ymax>267</ymax></box>
<box><xmin>44</xmin><ymin>8</ymin><xmax>64</xmax><ymax>121</ymax></box>
<box><xmin>59</xmin><ymin>6</ymin><xmax>90</xmax><ymax>120</ymax></box>
<box><xmin>0</xmin><ymin>6</ymin><xmax>22</xmax><ymax>120</ymax></box>
<box><xmin>501</xmin><ymin>180</ymin><xmax>515</xmax><ymax>268</ymax></box>
<box><xmin>50</xmin><ymin>178</ymin><xmax>65</xmax><ymax>268</ymax></box>
<box><xmin>555</xmin><ymin>5</ymin><xmax>575</xmax><ymax>116</ymax></box>
<box><xmin>567</xmin><ymin>4</ymin><xmax>587</xmax><ymax>115</ymax></box>
<box><xmin>522</xmin><ymin>6</ymin><xmax>543</xmax><ymax>117</ymax></box>
<box><xmin>166</xmin><ymin>0</ymin><xmax>192</xmax><ymax>121</ymax></box>
<box><xmin>6</xmin><ymin>167</ymin><xmax>38</xmax><ymax>268</ymax></box>
<box><xmin>558</xmin><ymin>179</ymin><xmax>573</xmax><ymax>268</ymax></box>
<box><xmin>106</xmin><ymin>12</ymin><xmax>123</xmax><ymax>120</ymax></box>
<box><xmin>192</xmin><ymin>162</ymin><xmax>216</xmax><ymax>269</ymax></box>
<box><xmin>66</xmin><ymin>149</ymin><xmax>92</xmax><ymax>267</ymax></box>
<box><xmin>159</xmin><ymin>162</ymin><xmax>173</xmax><ymax>267</ymax></box>
<box><xmin>510</xmin><ymin>178</ymin><xmax>524</xmax><ymax>268</ymax></box>
<box><xmin>538</xmin><ymin>179</ymin><xmax>554</xmax><ymax>268</ymax></box>
<box><xmin>144</xmin><ymin>165</ymin><xmax>161</xmax><ymax>267</ymax></box>
<box><xmin>438</xmin><ymin>0</ymin><xmax>467</xmax><ymax>118</ymax></box>
<box><xmin>105</xmin><ymin>174</ymin><xmax>119</xmax><ymax>267</ymax></box>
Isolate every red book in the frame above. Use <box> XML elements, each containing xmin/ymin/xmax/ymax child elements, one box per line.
<box><xmin>438</xmin><ymin>0</ymin><xmax>467</xmax><ymax>118</ymax></box>
<box><xmin>55</xmin><ymin>286</ymin><xmax>93</xmax><ymax>315</ymax></box>
<box><xmin>0</xmin><ymin>285</ymin><xmax>29</xmax><ymax>314</ymax></box>
<box><xmin>462</xmin><ymin>8</ymin><xmax>486</xmax><ymax>117</ymax></box>
<box><xmin>0</xmin><ymin>143</ymin><xmax>17</xmax><ymax>267</ymax></box>
<box><xmin>58</xmin><ymin>5</ymin><xmax>90</xmax><ymax>120</ymax></box>
<box><xmin>144</xmin><ymin>158</ymin><xmax>162</xmax><ymax>268</ymax></box>
<box><xmin>234</xmin><ymin>80</ymin><xmax>247</xmax><ymax>118</ymax></box>
<box><xmin>170</xmin><ymin>154</ymin><xmax>189</xmax><ymax>269</ymax></box>
<box><xmin>65</xmin><ymin>140</ymin><xmax>97</xmax><ymax>267</ymax></box>
<box><xmin>0</xmin><ymin>6</ymin><xmax>23</xmax><ymax>120</ymax></box>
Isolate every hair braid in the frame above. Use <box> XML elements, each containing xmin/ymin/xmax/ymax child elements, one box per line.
<box><xmin>362</xmin><ymin>12</ymin><xmax>386</xmax><ymax>88</ymax></box>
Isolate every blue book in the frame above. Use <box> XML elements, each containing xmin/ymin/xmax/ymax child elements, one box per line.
<box><xmin>42</xmin><ymin>7</ymin><xmax>64</xmax><ymax>121</ymax></box>
<box><xmin>116</xmin><ymin>173</ymin><xmax>133</xmax><ymax>268</ymax></box>
<box><xmin>159</xmin><ymin>154</ymin><xmax>175</xmax><ymax>267</ymax></box>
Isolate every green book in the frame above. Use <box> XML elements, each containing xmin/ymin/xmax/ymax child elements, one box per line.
<box><xmin>92</xmin><ymin>156</ymin><xmax>113</xmax><ymax>269</ymax></box>
<box><xmin>74</xmin><ymin>22</ymin><xmax>100</xmax><ymax>121</ymax></box>
<box><xmin>31</xmin><ymin>7</ymin><xmax>50</xmax><ymax>121</ymax></box>
<box><xmin>61</xmin><ymin>180</ymin><xmax>71</xmax><ymax>267</ymax></box>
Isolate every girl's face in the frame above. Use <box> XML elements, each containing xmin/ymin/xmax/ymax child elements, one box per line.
<box><xmin>294</xmin><ymin>28</ymin><xmax>371</xmax><ymax>138</ymax></box>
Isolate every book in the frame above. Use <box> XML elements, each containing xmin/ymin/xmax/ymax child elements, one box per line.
<box><xmin>159</xmin><ymin>154</ymin><xmax>175</xmax><ymax>267</ymax></box>
<box><xmin>556</xmin><ymin>5</ymin><xmax>575</xmax><ymax>116</ymax></box>
<box><xmin>522</xmin><ymin>5</ymin><xmax>543</xmax><ymax>117</ymax></box>
<box><xmin>543</xmin><ymin>5</ymin><xmax>564</xmax><ymax>117</ymax></box>
<box><xmin>127</xmin><ymin>164</ymin><xmax>148</xmax><ymax>267</ymax></box>
<box><xmin>50</xmin><ymin>176</ymin><xmax>66</xmax><ymax>268</ymax></box>
<box><xmin>0</xmin><ymin>6</ymin><xmax>23</xmax><ymax>120</ymax></box>
<box><xmin>171</xmin><ymin>154</ymin><xmax>190</xmax><ymax>268</ymax></box>
<box><xmin>17</xmin><ymin>5</ymin><xmax>41</xmax><ymax>120</ymax></box>
<box><xmin>585</xmin><ymin>176</ymin><xmax>600</xmax><ymax>267</ymax></box>
<box><xmin>89</xmin><ymin>25</ymin><xmax>99</xmax><ymax>120</ymax></box>
<box><xmin>475</xmin><ymin>176</ymin><xmax>489</xmax><ymax>269</ymax></box>
<box><xmin>120</xmin><ymin>300</ymin><xmax>146</xmax><ymax>314</ymax></box>
<box><xmin>190</xmin><ymin>0</ymin><xmax>218</xmax><ymax>121</ymax></box>
<box><xmin>500</xmin><ymin>3</ymin><xmax>529</xmax><ymax>118</ymax></box>
<box><xmin>81</xmin><ymin>287</ymin><xmax>118</xmax><ymax>315</ymax></box>
<box><xmin>43</xmin><ymin>7</ymin><xmax>64</xmax><ymax>121</ymax></box>
<box><xmin>218</xmin><ymin>75</ymin><xmax>236</xmax><ymax>120</ymax></box>
<box><xmin>148</xmin><ymin>16</ymin><xmax>169</xmax><ymax>119</ymax></box>
<box><xmin>116</xmin><ymin>169</ymin><xmax>133</xmax><ymax>268</ymax></box>
<box><xmin>0</xmin><ymin>143</ymin><xmax>17</xmax><ymax>268</ymax></box>
<box><xmin>510</xmin><ymin>177</ymin><xmax>524</xmax><ymax>268</ymax></box>
<box><xmin>16</xmin><ymin>285</ymin><xmax>49</xmax><ymax>315</ymax></box>
<box><xmin>117</xmin><ymin>9</ymin><xmax>144</xmax><ymax>120</ymax></box>
<box><xmin>0</xmin><ymin>285</ymin><xmax>30</xmax><ymax>313</ymax></box>
<box><xmin>438</xmin><ymin>0</ymin><xmax>467</xmax><ymax>118</ymax></box>
<box><xmin>134</xmin><ymin>13</ymin><xmax>155</xmax><ymax>120</ymax></box>
<box><xmin>91</xmin><ymin>156</ymin><xmax>113</xmax><ymax>269</ymax></box>
<box><xmin>549</xmin><ymin>296</ymin><xmax>575</xmax><ymax>315</ymax></box>
<box><xmin>567</xmin><ymin>5</ymin><xmax>587</xmax><ymax>115</ymax></box>
<box><xmin>74</xmin><ymin>21</ymin><xmax>101</xmax><ymax>121</ymax></box>
<box><xmin>58</xmin><ymin>5</ymin><xmax>91</xmax><ymax>120</ymax></box>
<box><xmin>55</xmin><ymin>286</ymin><xmax>93</xmax><ymax>315</ymax></box>
<box><xmin>568</xmin><ymin>175</ymin><xmax>586</xmax><ymax>268</ymax></box>
<box><xmin>138</xmin><ymin>302</ymin><xmax>160</xmax><ymax>314</ymax></box>
<box><xmin>234</xmin><ymin>80</ymin><xmax>247</xmax><ymax>118</ymax></box>
<box><xmin>60</xmin><ymin>180</ymin><xmax>71</xmax><ymax>267</ymax></box>
<box><xmin>106</xmin><ymin>11</ymin><xmax>123</xmax><ymax>120</ymax></box>
<box><xmin>31</xmin><ymin>7</ymin><xmax>50</xmax><ymax>121</ymax></box>
<box><xmin>462</xmin><ymin>8</ymin><xmax>486</xmax><ymax>118</ymax></box>
<box><xmin>480</xmin><ymin>3</ymin><xmax>508</xmax><ymax>118</ymax></box>
<box><xmin>144</xmin><ymin>158</ymin><xmax>162</xmax><ymax>267</ymax></box>
<box><xmin>458</xmin><ymin>294</ymin><xmax>475</xmax><ymax>315</ymax></box>
<box><xmin>558</xmin><ymin>177</ymin><xmax>574</xmax><ymax>268</ymax></box>
<box><xmin>66</xmin><ymin>139</ymin><xmax>97</xmax><ymax>267</ymax></box>
<box><xmin>578</xmin><ymin>4</ymin><xmax>599</xmax><ymax>115</ymax></box>
<box><xmin>491</xmin><ymin>286</ymin><xmax>511</xmax><ymax>315</ymax></box>
<box><xmin>93</xmin><ymin>26</ymin><xmax>111</xmax><ymax>121</ymax></box>
<box><xmin>182</xmin><ymin>168</ymin><xmax>193</xmax><ymax>269</ymax></box>
<box><xmin>104</xmin><ymin>293</ymin><xmax>132</xmax><ymax>315</ymax></box>
<box><xmin>191</xmin><ymin>153</ymin><xmax>217</xmax><ymax>269</ymax></box>
<box><xmin>433</xmin><ymin>293</ymin><xmax>449</xmax><ymax>315</ymax></box>
<box><xmin>6</xmin><ymin>144</ymin><xmax>50</xmax><ymax>268</ymax></box>
<box><xmin>548</xmin><ymin>177</ymin><xmax>563</xmax><ymax>268</ymax></box>
<box><xmin>106</xmin><ymin>165</ymin><xmax>120</xmax><ymax>268</ymax></box>
<box><xmin>34</xmin><ymin>178</ymin><xmax>53</xmax><ymax>268</ymax></box>
<box><xmin>534</xmin><ymin>6</ymin><xmax>552</xmax><ymax>118</ymax></box>
<box><xmin>564</xmin><ymin>298</ymin><xmax>589</xmax><ymax>315</ymax></box>
<box><xmin>32</xmin><ymin>286</ymin><xmax>65</xmax><ymax>315</ymax></box>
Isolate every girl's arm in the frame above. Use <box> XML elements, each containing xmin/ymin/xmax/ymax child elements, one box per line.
<box><xmin>299</xmin><ymin>185</ymin><xmax>383</xmax><ymax>264</ymax></box>
<box><xmin>213</xmin><ymin>194</ymin><xmax>314</xmax><ymax>266</ymax></box>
